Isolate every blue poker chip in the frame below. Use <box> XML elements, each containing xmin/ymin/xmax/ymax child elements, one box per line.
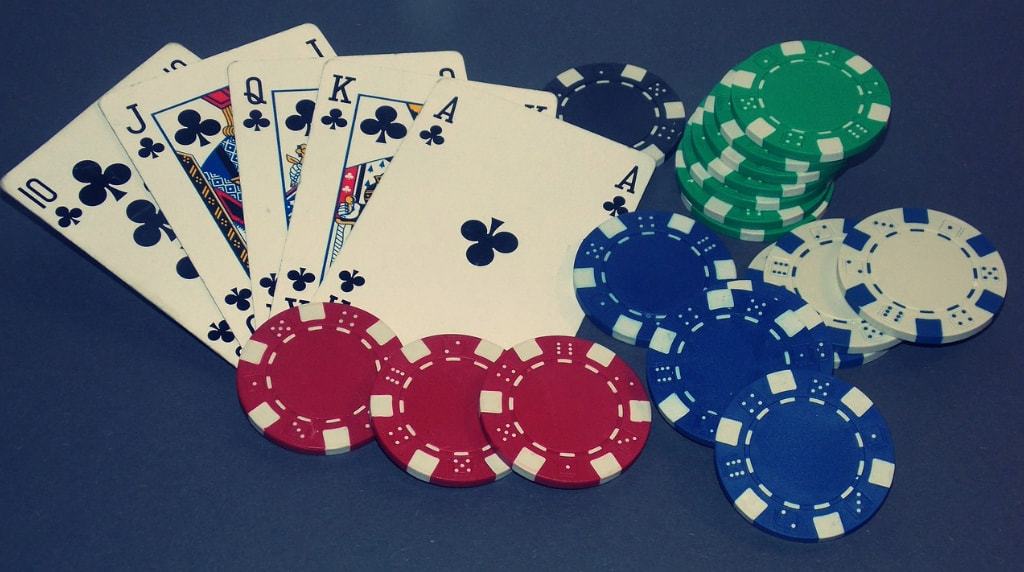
<box><xmin>646</xmin><ymin>280</ymin><xmax>833</xmax><ymax>446</ymax></box>
<box><xmin>573</xmin><ymin>210</ymin><xmax>736</xmax><ymax>347</ymax></box>
<box><xmin>714</xmin><ymin>369</ymin><xmax>896</xmax><ymax>542</ymax></box>
<box><xmin>544</xmin><ymin>62</ymin><xmax>687</xmax><ymax>166</ymax></box>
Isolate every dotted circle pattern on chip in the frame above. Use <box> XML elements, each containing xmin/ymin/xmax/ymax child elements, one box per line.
<box><xmin>714</xmin><ymin>369</ymin><xmax>896</xmax><ymax>542</ymax></box>
<box><xmin>544</xmin><ymin>62</ymin><xmax>687</xmax><ymax>166</ymax></box>
<box><xmin>573</xmin><ymin>210</ymin><xmax>736</xmax><ymax>347</ymax></box>
<box><xmin>838</xmin><ymin>207</ymin><xmax>1007</xmax><ymax>344</ymax></box>
<box><xmin>479</xmin><ymin>336</ymin><xmax>651</xmax><ymax>489</ymax></box>
<box><xmin>370</xmin><ymin>334</ymin><xmax>511</xmax><ymax>487</ymax></box>
<box><xmin>646</xmin><ymin>280</ymin><xmax>833</xmax><ymax>446</ymax></box>
<box><xmin>728</xmin><ymin>40</ymin><xmax>892</xmax><ymax>163</ymax></box>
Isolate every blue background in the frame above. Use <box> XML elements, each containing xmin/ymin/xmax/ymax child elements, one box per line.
<box><xmin>2</xmin><ymin>1</ymin><xmax>1022</xmax><ymax>569</ymax></box>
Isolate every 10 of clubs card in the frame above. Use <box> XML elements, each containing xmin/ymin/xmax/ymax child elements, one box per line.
<box><xmin>311</xmin><ymin>79</ymin><xmax>655</xmax><ymax>348</ymax></box>
<box><xmin>99</xmin><ymin>24</ymin><xmax>335</xmax><ymax>349</ymax></box>
<box><xmin>229</xmin><ymin>51</ymin><xmax>466</xmax><ymax>327</ymax></box>
<box><xmin>271</xmin><ymin>62</ymin><xmax>557</xmax><ymax>317</ymax></box>
<box><xmin>1</xmin><ymin>43</ymin><xmax>243</xmax><ymax>365</ymax></box>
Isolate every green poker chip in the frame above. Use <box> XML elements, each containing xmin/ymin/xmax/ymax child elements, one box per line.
<box><xmin>710</xmin><ymin>82</ymin><xmax>843</xmax><ymax>176</ymax></box>
<box><xmin>694</xmin><ymin>99</ymin><xmax>833</xmax><ymax>186</ymax></box>
<box><xmin>677</xmin><ymin>129</ymin><xmax>830</xmax><ymax>225</ymax></box>
<box><xmin>728</xmin><ymin>40</ymin><xmax>892</xmax><ymax>163</ymax></box>
<box><xmin>687</xmin><ymin>111</ymin><xmax>831</xmax><ymax>200</ymax></box>
<box><xmin>677</xmin><ymin>160</ymin><xmax>830</xmax><ymax>230</ymax></box>
<box><xmin>679</xmin><ymin>175</ymin><xmax>834</xmax><ymax>242</ymax></box>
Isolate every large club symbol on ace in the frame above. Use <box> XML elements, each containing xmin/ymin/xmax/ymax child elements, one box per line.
<box><xmin>461</xmin><ymin>217</ymin><xmax>518</xmax><ymax>266</ymax></box>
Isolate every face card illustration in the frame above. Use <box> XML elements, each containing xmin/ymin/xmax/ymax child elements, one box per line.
<box><xmin>229</xmin><ymin>51</ymin><xmax>466</xmax><ymax>327</ymax></box>
<box><xmin>310</xmin><ymin>79</ymin><xmax>655</xmax><ymax>348</ymax></box>
<box><xmin>271</xmin><ymin>63</ymin><xmax>557</xmax><ymax>318</ymax></box>
<box><xmin>1</xmin><ymin>44</ymin><xmax>245</xmax><ymax>365</ymax></box>
<box><xmin>99</xmin><ymin>24</ymin><xmax>334</xmax><ymax>349</ymax></box>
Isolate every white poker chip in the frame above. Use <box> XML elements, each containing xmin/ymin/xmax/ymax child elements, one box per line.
<box><xmin>838</xmin><ymin>208</ymin><xmax>1007</xmax><ymax>344</ymax></box>
<box><xmin>763</xmin><ymin>219</ymin><xmax>901</xmax><ymax>353</ymax></box>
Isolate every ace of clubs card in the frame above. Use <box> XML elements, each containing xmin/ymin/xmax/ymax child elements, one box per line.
<box><xmin>311</xmin><ymin>79</ymin><xmax>655</xmax><ymax>348</ymax></box>
<box><xmin>271</xmin><ymin>61</ymin><xmax>557</xmax><ymax>318</ymax></box>
<box><xmin>99</xmin><ymin>24</ymin><xmax>335</xmax><ymax>348</ymax></box>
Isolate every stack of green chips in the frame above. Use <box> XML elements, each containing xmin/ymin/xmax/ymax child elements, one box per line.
<box><xmin>676</xmin><ymin>40</ymin><xmax>892</xmax><ymax>241</ymax></box>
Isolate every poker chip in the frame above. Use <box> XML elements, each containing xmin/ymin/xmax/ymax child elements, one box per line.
<box><xmin>675</xmin><ymin>92</ymin><xmax>838</xmax><ymax>244</ymax></box>
<box><xmin>728</xmin><ymin>41</ymin><xmax>892</xmax><ymax>163</ymax></box>
<box><xmin>688</xmin><ymin>112</ymin><xmax>830</xmax><ymax>201</ymax></box>
<box><xmin>763</xmin><ymin>219</ymin><xmax>901</xmax><ymax>354</ymax></box>
<box><xmin>677</xmin><ymin>162</ymin><xmax>834</xmax><ymax>238</ymax></box>
<box><xmin>370</xmin><ymin>334</ymin><xmax>511</xmax><ymax>487</ymax></box>
<box><xmin>708</xmin><ymin>85</ymin><xmax>841</xmax><ymax>176</ymax></box>
<box><xmin>683</xmin><ymin>130</ymin><xmax>832</xmax><ymax>216</ymax></box>
<box><xmin>479</xmin><ymin>336</ymin><xmax>651</xmax><ymax>489</ymax></box>
<box><xmin>838</xmin><ymin>208</ymin><xmax>1007</xmax><ymax>344</ymax></box>
<box><xmin>544</xmin><ymin>62</ymin><xmax>686</xmax><ymax>166</ymax></box>
<box><xmin>646</xmin><ymin>280</ymin><xmax>833</xmax><ymax>446</ymax></box>
<box><xmin>677</xmin><ymin>161</ymin><xmax>822</xmax><ymax>230</ymax></box>
<box><xmin>747</xmin><ymin>245</ymin><xmax>891</xmax><ymax>369</ymax></box>
<box><xmin>680</xmin><ymin>187</ymin><xmax>831</xmax><ymax>243</ymax></box>
<box><xmin>714</xmin><ymin>369</ymin><xmax>896</xmax><ymax>542</ymax></box>
<box><xmin>697</xmin><ymin>101</ymin><xmax>829</xmax><ymax>186</ymax></box>
<box><xmin>236</xmin><ymin>302</ymin><xmax>401</xmax><ymax>455</ymax></box>
<box><xmin>572</xmin><ymin>210</ymin><xmax>737</xmax><ymax>346</ymax></box>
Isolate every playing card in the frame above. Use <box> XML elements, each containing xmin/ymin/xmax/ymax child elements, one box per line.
<box><xmin>99</xmin><ymin>24</ymin><xmax>335</xmax><ymax>349</ymax></box>
<box><xmin>310</xmin><ymin>79</ymin><xmax>655</xmax><ymax>347</ymax></box>
<box><xmin>271</xmin><ymin>62</ymin><xmax>557</xmax><ymax>318</ymax></box>
<box><xmin>1</xmin><ymin>44</ymin><xmax>244</xmax><ymax>365</ymax></box>
<box><xmin>229</xmin><ymin>51</ymin><xmax>467</xmax><ymax>327</ymax></box>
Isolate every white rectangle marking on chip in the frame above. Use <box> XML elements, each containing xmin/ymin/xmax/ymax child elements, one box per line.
<box><xmin>248</xmin><ymin>402</ymin><xmax>280</xmax><ymax>431</ymax></box>
<box><xmin>841</xmin><ymin>386</ymin><xmax>873</xmax><ymax>417</ymax></box>
<box><xmin>299</xmin><ymin>302</ymin><xmax>326</xmax><ymax>322</ymax></box>
<box><xmin>322</xmin><ymin>427</ymin><xmax>351</xmax><ymax>454</ymax></box>
<box><xmin>813</xmin><ymin>512</ymin><xmax>845</xmax><ymax>540</ymax></box>
<box><xmin>869</xmin><ymin>458</ymin><xmax>895</xmax><ymax>488</ymax></box>
<box><xmin>716</xmin><ymin>417</ymin><xmax>743</xmax><ymax>447</ymax></box>
<box><xmin>514</xmin><ymin>448</ymin><xmax>547</xmax><ymax>480</ymax></box>
<box><xmin>735</xmin><ymin>488</ymin><xmax>768</xmax><ymax>521</ymax></box>
<box><xmin>240</xmin><ymin>340</ymin><xmax>269</xmax><ymax>365</ymax></box>
<box><xmin>370</xmin><ymin>394</ymin><xmax>395</xmax><ymax>418</ymax></box>
<box><xmin>479</xmin><ymin>390</ymin><xmax>505</xmax><ymax>414</ymax></box>
<box><xmin>591</xmin><ymin>452</ymin><xmax>623</xmax><ymax>482</ymax></box>
<box><xmin>408</xmin><ymin>449</ymin><xmax>441</xmax><ymax>480</ymax></box>
<box><xmin>573</xmin><ymin>267</ymin><xmax>597</xmax><ymax>289</ymax></box>
<box><xmin>630</xmin><ymin>400</ymin><xmax>652</xmax><ymax>423</ymax></box>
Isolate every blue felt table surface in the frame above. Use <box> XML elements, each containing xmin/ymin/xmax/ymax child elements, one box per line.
<box><xmin>1</xmin><ymin>2</ymin><xmax>1022</xmax><ymax>569</ymax></box>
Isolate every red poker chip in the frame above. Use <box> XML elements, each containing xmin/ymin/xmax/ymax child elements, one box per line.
<box><xmin>370</xmin><ymin>334</ymin><xmax>511</xmax><ymax>487</ymax></box>
<box><xmin>479</xmin><ymin>335</ymin><xmax>652</xmax><ymax>489</ymax></box>
<box><xmin>236</xmin><ymin>302</ymin><xmax>401</xmax><ymax>455</ymax></box>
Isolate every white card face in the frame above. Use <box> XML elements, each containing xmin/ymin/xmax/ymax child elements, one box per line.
<box><xmin>98</xmin><ymin>24</ymin><xmax>335</xmax><ymax>349</ymax></box>
<box><xmin>271</xmin><ymin>61</ymin><xmax>557</xmax><ymax>319</ymax></box>
<box><xmin>310</xmin><ymin>79</ymin><xmax>654</xmax><ymax>348</ymax></box>
<box><xmin>1</xmin><ymin>44</ymin><xmax>244</xmax><ymax>365</ymax></box>
<box><xmin>229</xmin><ymin>51</ymin><xmax>467</xmax><ymax>327</ymax></box>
